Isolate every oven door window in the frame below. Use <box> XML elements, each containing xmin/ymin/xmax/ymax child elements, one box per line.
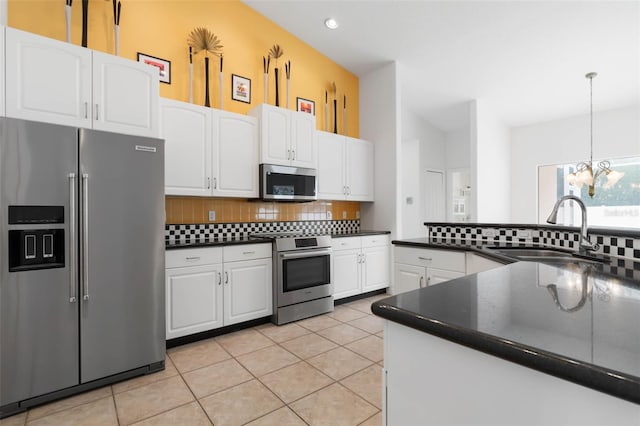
<box><xmin>283</xmin><ymin>254</ymin><xmax>330</xmax><ymax>292</ymax></box>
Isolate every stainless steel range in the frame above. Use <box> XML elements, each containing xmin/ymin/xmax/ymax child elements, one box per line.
<box><xmin>253</xmin><ymin>233</ymin><xmax>333</xmax><ymax>325</ymax></box>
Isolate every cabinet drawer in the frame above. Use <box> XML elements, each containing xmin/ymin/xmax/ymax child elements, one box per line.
<box><xmin>393</xmin><ymin>246</ymin><xmax>465</xmax><ymax>272</ymax></box>
<box><xmin>224</xmin><ymin>243</ymin><xmax>272</xmax><ymax>262</ymax></box>
<box><xmin>166</xmin><ymin>247</ymin><xmax>222</xmax><ymax>268</ymax></box>
<box><xmin>361</xmin><ymin>234</ymin><xmax>389</xmax><ymax>248</ymax></box>
<box><xmin>332</xmin><ymin>236</ymin><xmax>362</xmax><ymax>251</ymax></box>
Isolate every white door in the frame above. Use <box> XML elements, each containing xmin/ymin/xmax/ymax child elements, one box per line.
<box><xmin>362</xmin><ymin>245</ymin><xmax>389</xmax><ymax>292</ymax></box>
<box><xmin>427</xmin><ymin>267</ymin><xmax>464</xmax><ymax>286</ymax></box>
<box><xmin>92</xmin><ymin>51</ymin><xmax>158</xmax><ymax>137</ymax></box>
<box><xmin>317</xmin><ymin>132</ymin><xmax>346</xmax><ymax>200</ymax></box>
<box><xmin>5</xmin><ymin>27</ymin><xmax>92</xmax><ymax>127</ymax></box>
<box><xmin>160</xmin><ymin>99</ymin><xmax>212</xmax><ymax>196</ymax></box>
<box><xmin>290</xmin><ymin>111</ymin><xmax>316</xmax><ymax>168</ymax></box>
<box><xmin>332</xmin><ymin>249</ymin><xmax>361</xmax><ymax>300</ymax></box>
<box><xmin>347</xmin><ymin>138</ymin><xmax>374</xmax><ymax>201</ymax></box>
<box><xmin>260</xmin><ymin>105</ymin><xmax>290</xmax><ymax>165</ymax></box>
<box><xmin>223</xmin><ymin>258</ymin><xmax>272</xmax><ymax>326</ymax></box>
<box><xmin>425</xmin><ymin>170</ymin><xmax>445</xmax><ymax>221</ymax></box>
<box><xmin>165</xmin><ymin>264</ymin><xmax>223</xmax><ymax>339</ymax></box>
<box><xmin>213</xmin><ymin>111</ymin><xmax>258</xmax><ymax>197</ymax></box>
<box><xmin>393</xmin><ymin>263</ymin><xmax>424</xmax><ymax>294</ymax></box>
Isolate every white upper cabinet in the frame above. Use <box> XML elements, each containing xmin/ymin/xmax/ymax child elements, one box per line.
<box><xmin>213</xmin><ymin>112</ymin><xmax>258</xmax><ymax>197</ymax></box>
<box><xmin>91</xmin><ymin>51</ymin><xmax>158</xmax><ymax>137</ymax></box>
<box><xmin>160</xmin><ymin>98</ymin><xmax>212</xmax><ymax>196</ymax></box>
<box><xmin>5</xmin><ymin>27</ymin><xmax>158</xmax><ymax>136</ymax></box>
<box><xmin>317</xmin><ymin>131</ymin><xmax>374</xmax><ymax>201</ymax></box>
<box><xmin>160</xmin><ymin>98</ymin><xmax>259</xmax><ymax>198</ymax></box>
<box><xmin>249</xmin><ymin>104</ymin><xmax>316</xmax><ymax>169</ymax></box>
<box><xmin>6</xmin><ymin>27</ymin><xmax>92</xmax><ymax>128</ymax></box>
<box><xmin>0</xmin><ymin>26</ymin><xmax>5</xmax><ymax>117</ymax></box>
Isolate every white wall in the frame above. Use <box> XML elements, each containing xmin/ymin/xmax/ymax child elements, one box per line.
<box><xmin>445</xmin><ymin>128</ymin><xmax>470</xmax><ymax>170</ymax></box>
<box><xmin>0</xmin><ymin>1</ymin><xmax>6</xmax><ymax>26</ymax></box>
<box><xmin>360</xmin><ymin>61</ymin><xmax>401</xmax><ymax>238</ymax></box>
<box><xmin>510</xmin><ymin>106</ymin><xmax>640</xmax><ymax>223</ymax></box>
<box><xmin>470</xmin><ymin>100</ymin><xmax>511</xmax><ymax>223</ymax></box>
<box><xmin>401</xmin><ymin>107</ymin><xmax>446</xmax><ymax>238</ymax></box>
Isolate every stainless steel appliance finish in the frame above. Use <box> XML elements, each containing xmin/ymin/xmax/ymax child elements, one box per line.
<box><xmin>257</xmin><ymin>233</ymin><xmax>333</xmax><ymax>325</ymax></box>
<box><xmin>0</xmin><ymin>118</ymin><xmax>165</xmax><ymax>416</ymax></box>
<box><xmin>259</xmin><ymin>164</ymin><xmax>317</xmax><ymax>201</ymax></box>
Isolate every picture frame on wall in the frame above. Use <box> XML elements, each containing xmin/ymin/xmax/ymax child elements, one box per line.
<box><xmin>137</xmin><ymin>53</ymin><xmax>171</xmax><ymax>84</ymax></box>
<box><xmin>231</xmin><ymin>74</ymin><xmax>251</xmax><ymax>104</ymax></box>
<box><xmin>297</xmin><ymin>97</ymin><xmax>315</xmax><ymax>115</ymax></box>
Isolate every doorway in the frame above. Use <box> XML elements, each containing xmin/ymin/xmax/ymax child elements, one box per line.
<box><xmin>425</xmin><ymin>169</ymin><xmax>445</xmax><ymax>221</ymax></box>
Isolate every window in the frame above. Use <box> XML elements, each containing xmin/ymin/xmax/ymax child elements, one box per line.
<box><xmin>538</xmin><ymin>156</ymin><xmax>640</xmax><ymax>229</ymax></box>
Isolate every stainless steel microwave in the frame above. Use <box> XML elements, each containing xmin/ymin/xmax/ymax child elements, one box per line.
<box><xmin>260</xmin><ymin>164</ymin><xmax>317</xmax><ymax>201</ymax></box>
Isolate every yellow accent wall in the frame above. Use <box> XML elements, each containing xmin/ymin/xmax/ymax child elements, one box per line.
<box><xmin>8</xmin><ymin>0</ymin><xmax>359</xmax><ymax>137</ymax></box>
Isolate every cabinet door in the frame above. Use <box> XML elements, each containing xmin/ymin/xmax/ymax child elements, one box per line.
<box><xmin>393</xmin><ymin>263</ymin><xmax>424</xmax><ymax>295</ymax></box>
<box><xmin>160</xmin><ymin>99</ymin><xmax>212</xmax><ymax>196</ymax></box>
<box><xmin>427</xmin><ymin>267</ymin><xmax>464</xmax><ymax>286</ymax></box>
<box><xmin>317</xmin><ymin>131</ymin><xmax>346</xmax><ymax>200</ymax></box>
<box><xmin>92</xmin><ymin>51</ymin><xmax>159</xmax><ymax>137</ymax></box>
<box><xmin>362</xmin><ymin>245</ymin><xmax>390</xmax><ymax>292</ymax></box>
<box><xmin>332</xmin><ymin>249</ymin><xmax>361</xmax><ymax>300</ymax></box>
<box><xmin>259</xmin><ymin>105</ymin><xmax>290</xmax><ymax>165</ymax></box>
<box><xmin>213</xmin><ymin>111</ymin><xmax>259</xmax><ymax>197</ymax></box>
<box><xmin>5</xmin><ymin>27</ymin><xmax>91</xmax><ymax>127</ymax></box>
<box><xmin>346</xmin><ymin>137</ymin><xmax>374</xmax><ymax>201</ymax></box>
<box><xmin>290</xmin><ymin>111</ymin><xmax>315</xmax><ymax>168</ymax></box>
<box><xmin>166</xmin><ymin>264</ymin><xmax>223</xmax><ymax>339</ymax></box>
<box><xmin>223</xmin><ymin>258</ymin><xmax>272</xmax><ymax>326</ymax></box>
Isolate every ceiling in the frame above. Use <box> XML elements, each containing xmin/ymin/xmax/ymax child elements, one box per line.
<box><xmin>243</xmin><ymin>0</ymin><xmax>640</xmax><ymax>132</ymax></box>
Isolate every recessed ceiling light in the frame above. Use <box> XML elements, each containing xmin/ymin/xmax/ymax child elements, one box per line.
<box><xmin>324</xmin><ymin>18</ymin><xmax>339</xmax><ymax>30</ymax></box>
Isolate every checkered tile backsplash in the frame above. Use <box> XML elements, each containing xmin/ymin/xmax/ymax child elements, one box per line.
<box><xmin>427</xmin><ymin>224</ymin><xmax>640</xmax><ymax>262</ymax></box>
<box><xmin>166</xmin><ymin>220</ymin><xmax>360</xmax><ymax>244</ymax></box>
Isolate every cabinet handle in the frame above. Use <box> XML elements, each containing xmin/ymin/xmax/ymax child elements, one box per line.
<box><xmin>214</xmin><ymin>177</ymin><xmax>217</xmax><ymax>189</ymax></box>
<box><xmin>243</xmin><ymin>251</ymin><xmax>255</xmax><ymax>255</ymax></box>
<box><xmin>84</xmin><ymin>102</ymin><xmax>88</xmax><ymax>119</ymax></box>
<box><xmin>419</xmin><ymin>276</ymin><xmax>424</xmax><ymax>287</ymax></box>
<box><xmin>218</xmin><ymin>272</ymin><xmax>222</xmax><ymax>285</ymax></box>
<box><xmin>225</xmin><ymin>271</ymin><xmax>229</xmax><ymax>284</ymax></box>
<box><xmin>347</xmin><ymin>186</ymin><xmax>351</xmax><ymax>195</ymax></box>
<box><xmin>292</xmin><ymin>150</ymin><xmax>295</xmax><ymax>160</ymax></box>
<box><xmin>207</xmin><ymin>177</ymin><xmax>211</xmax><ymax>189</ymax></box>
<box><xmin>287</xmin><ymin>149</ymin><xmax>291</xmax><ymax>160</ymax></box>
<box><xmin>361</xmin><ymin>254</ymin><xmax>366</xmax><ymax>263</ymax></box>
<box><xmin>94</xmin><ymin>104</ymin><xmax>99</xmax><ymax>121</ymax></box>
<box><xmin>427</xmin><ymin>276</ymin><xmax>431</xmax><ymax>286</ymax></box>
<box><xmin>185</xmin><ymin>256</ymin><xmax>201</xmax><ymax>261</ymax></box>
<box><xmin>343</xmin><ymin>186</ymin><xmax>347</xmax><ymax>195</ymax></box>
<box><xmin>418</xmin><ymin>257</ymin><xmax>432</xmax><ymax>261</ymax></box>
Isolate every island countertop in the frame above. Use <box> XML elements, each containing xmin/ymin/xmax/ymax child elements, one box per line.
<box><xmin>372</xmin><ymin>261</ymin><xmax>640</xmax><ymax>404</ymax></box>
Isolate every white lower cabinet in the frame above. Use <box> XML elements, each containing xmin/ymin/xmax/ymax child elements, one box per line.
<box><xmin>165</xmin><ymin>243</ymin><xmax>272</xmax><ymax>339</ymax></box>
<box><xmin>392</xmin><ymin>246</ymin><xmax>466</xmax><ymax>294</ymax></box>
<box><xmin>332</xmin><ymin>235</ymin><xmax>390</xmax><ymax>300</ymax></box>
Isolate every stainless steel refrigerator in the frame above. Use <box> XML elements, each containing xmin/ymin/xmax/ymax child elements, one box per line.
<box><xmin>0</xmin><ymin>117</ymin><xmax>165</xmax><ymax>417</ymax></box>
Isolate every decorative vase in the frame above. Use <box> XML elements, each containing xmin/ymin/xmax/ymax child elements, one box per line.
<box><xmin>274</xmin><ymin>68</ymin><xmax>280</xmax><ymax>107</ymax></box>
<box><xmin>65</xmin><ymin>5</ymin><xmax>72</xmax><ymax>43</ymax></box>
<box><xmin>333</xmin><ymin>98</ymin><xmax>337</xmax><ymax>134</ymax></box>
<box><xmin>81</xmin><ymin>0</ymin><xmax>88</xmax><ymax>47</ymax></box>
<box><xmin>114</xmin><ymin>25</ymin><xmax>120</xmax><ymax>56</ymax></box>
<box><xmin>263</xmin><ymin>73</ymin><xmax>268</xmax><ymax>103</ymax></box>
<box><xmin>204</xmin><ymin>57</ymin><xmax>210</xmax><ymax>107</ymax></box>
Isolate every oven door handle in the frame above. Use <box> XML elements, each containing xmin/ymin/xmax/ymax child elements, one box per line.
<box><xmin>278</xmin><ymin>248</ymin><xmax>332</xmax><ymax>260</ymax></box>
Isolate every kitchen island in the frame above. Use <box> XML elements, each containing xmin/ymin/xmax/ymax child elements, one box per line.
<box><xmin>373</xmin><ymin>260</ymin><xmax>640</xmax><ymax>425</ymax></box>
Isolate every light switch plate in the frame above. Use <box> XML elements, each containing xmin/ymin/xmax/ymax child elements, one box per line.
<box><xmin>208</xmin><ymin>210</ymin><xmax>216</xmax><ymax>221</ymax></box>
<box><xmin>482</xmin><ymin>228</ymin><xmax>496</xmax><ymax>237</ymax></box>
<box><xmin>326</xmin><ymin>211</ymin><xmax>332</xmax><ymax>220</ymax></box>
<box><xmin>342</xmin><ymin>211</ymin><xmax>347</xmax><ymax>219</ymax></box>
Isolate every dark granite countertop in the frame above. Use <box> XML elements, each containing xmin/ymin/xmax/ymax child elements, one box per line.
<box><xmin>373</xmin><ymin>260</ymin><xmax>640</xmax><ymax>404</ymax></box>
<box><xmin>332</xmin><ymin>230</ymin><xmax>391</xmax><ymax>238</ymax></box>
<box><xmin>165</xmin><ymin>237</ymin><xmax>272</xmax><ymax>250</ymax></box>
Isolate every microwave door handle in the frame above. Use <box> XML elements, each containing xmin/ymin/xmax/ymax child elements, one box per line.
<box><xmin>279</xmin><ymin>249</ymin><xmax>332</xmax><ymax>260</ymax></box>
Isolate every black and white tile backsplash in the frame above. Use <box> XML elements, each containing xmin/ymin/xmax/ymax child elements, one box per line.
<box><xmin>166</xmin><ymin>220</ymin><xmax>360</xmax><ymax>244</ymax></box>
<box><xmin>427</xmin><ymin>223</ymin><xmax>640</xmax><ymax>262</ymax></box>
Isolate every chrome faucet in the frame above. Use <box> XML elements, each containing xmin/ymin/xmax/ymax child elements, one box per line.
<box><xmin>546</xmin><ymin>195</ymin><xmax>599</xmax><ymax>254</ymax></box>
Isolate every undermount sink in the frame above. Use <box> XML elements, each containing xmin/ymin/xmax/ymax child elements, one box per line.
<box><xmin>486</xmin><ymin>247</ymin><xmax>608</xmax><ymax>265</ymax></box>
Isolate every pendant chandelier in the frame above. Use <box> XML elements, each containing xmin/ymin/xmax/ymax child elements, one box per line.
<box><xmin>566</xmin><ymin>72</ymin><xmax>624</xmax><ymax>197</ymax></box>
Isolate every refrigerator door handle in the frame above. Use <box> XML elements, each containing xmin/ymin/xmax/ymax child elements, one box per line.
<box><xmin>82</xmin><ymin>173</ymin><xmax>90</xmax><ymax>301</ymax></box>
<box><xmin>69</xmin><ymin>173</ymin><xmax>77</xmax><ymax>303</ymax></box>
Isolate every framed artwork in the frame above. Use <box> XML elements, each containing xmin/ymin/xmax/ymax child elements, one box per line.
<box><xmin>137</xmin><ymin>53</ymin><xmax>171</xmax><ymax>84</ymax></box>
<box><xmin>231</xmin><ymin>74</ymin><xmax>251</xmax><ymax>103</ymax></box>
<box><xmin>297</xmin><ymin>97</ymin><xmax>315</xmax><ymax>115</ymax></box>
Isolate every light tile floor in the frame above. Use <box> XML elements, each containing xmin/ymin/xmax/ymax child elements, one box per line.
<box><xmin>2</xmin><ymin>294</ymin><xmax>388</xmax><ymax>426</ymax></box>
